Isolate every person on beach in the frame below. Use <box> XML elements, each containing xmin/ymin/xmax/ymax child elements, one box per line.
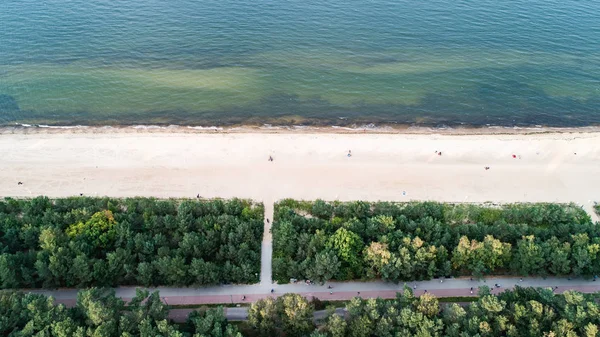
<box><xmin>347</xmin><ymin>150</ymin><xmax>352</xmax><ymax>157</ymax></box>
<box><xmin>268</xmin><ymin>156</ymin><xmax>273</xmax><ymax>161</ymax></box>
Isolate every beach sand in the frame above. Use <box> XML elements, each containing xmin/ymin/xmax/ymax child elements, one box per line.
<box><xmin>1</xmin><ymin>129</ymin><xmax>599</xmax><ymax>219</ymax></box>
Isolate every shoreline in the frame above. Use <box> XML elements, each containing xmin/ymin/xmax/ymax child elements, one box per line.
<box><xmin>2</xmin><ymin>123</ymin><xmax>600</xmax><ymax>136</ymax></box>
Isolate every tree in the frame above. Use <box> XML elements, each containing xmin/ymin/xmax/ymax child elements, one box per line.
<box><xmin>66</xmin><ymin>210</ymin><xmax>117</xmax><ymax>249</ymax></box>
<box><xmin>543</xmin><ymin>237</ymin><xmax>572</xmax><ymax>276</ymax></box>
<box><xmin>512</xmin><ymin>236</ymin><xmax>545</xmax><ymax>276</ymax></box>
<box><xmin>416</xmin><ymin>293</ymin><xmax>440</xmax><ymax>317</ymax></box>
<box><xmin>452</xmin><ymin>235</ymin><xmax>511</xmax><ymax>276</ymax></box>
<box><xmin>186</xmin><ymin>307</ymin><xmax>242</xmax><ymax>337</ymax></box>
<box><xmin>307</xmin><ymin>250</ymin><xmax>340</xmax><ymax>284</ymax></box>
<box><xmin>136</xmin><ymin>262</ymin><xmax>154</xmax><ymax>286</ymax></box>
<box><xmin>281</xmin><ymin>293</ymin><xmax>315</xmax><ymax>337</ymax></box>
<box><xmin>326</xmin><ymin>313</ymin><xmax>347</xmax><ymax>337</ymax></box>
<box><xmin>154</xmin><ymin>255</ymin><xmax>188</xmax><ymax>285</ymax></box>
<box><xmin>248</xmin><ymin>294</ymin><xmax>315</xmax><ymax>337</ymax></box>
<box><xmin>0</xmin><ymin>254</ymin><xmax>19</xmax><ymax>288</ymax></box>
<box><xmin>248</xmin><ymin>297</ymin><xmax>279</xmax><ymax>336</ymax></box>
<box><xmin>76</xmin><ymin>288</ymin><xmax>123</xmax><ymax>336</ymax></box>
<box><xmin>70</xmin><ymin>254</ymin><xmax>92</xmax><ymax>287</ymax></box>
<box><xmin>189</xmin><ymin>258</ymin><xmax>221</xmax><ymax>285</ymax></box>
<box><xmin>571</xmin><ymin>234</ymin><xmax>600</xmax><ymax>277</ymax></box>
<box><xmin>364</xmin><ymin>242</ymin><xmax>391</xmax><ymax>278</ymax></box>
<box><xmin>327</xmin><ymin>228</ymin><xmax>364</xmax><ymax>278</ymax></box>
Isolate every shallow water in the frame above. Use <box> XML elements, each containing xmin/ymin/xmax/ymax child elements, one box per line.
<box><xmin>1</xmin><ymin>0</ymin><xmax>599</xmax><ymax>126</ymax></box>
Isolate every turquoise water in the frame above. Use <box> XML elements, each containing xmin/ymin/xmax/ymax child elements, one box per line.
<box><xmin>1</xmin><ymin>0</ymin><xmax>599</xmax><ymax>127</ymax></box>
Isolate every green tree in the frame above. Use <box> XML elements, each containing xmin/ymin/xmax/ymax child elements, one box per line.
<box><xmin>248</xmin><ymin>297</ymin><xmax>279</xmax><ymax>336</ymax></box>
<box><xmin>327</xmin><ymin>228</ymin><xmax>364</xmax><ymax>278</ymax></box>
<box><xmin>186</xmin><ymin>307</ymin><xmax>242</xmax><ymax>337</ymax></box>
<box><xmin>452</xmin><ymin>235</ymin><xmax>511</xmax><ymax>276</ymax></box>
<box><xmin>0</xmin><ymin>254</ymin><xmax>19</xmax><ymax>288</ymax></box>
<box><xmin>66</xmin><ymin>210</ymin><xmax>117</xmax><ymax>249</ymax></box>
<box><xmin>416</xmin><ymin>293</ymin><xmax>441</xmax><ymax>318</ymax></box>
<box><xmin>280</xmin><ymin>293</ymin><xmax>315</xmax><ymax>337</ymax></box>
<box><xmin>364</xmin><ymin>242</ymin><xmax>391</xmax><ymax>278</ymax></box>
<box><xmin>307</xmin><ymin>250</ymin><xmax>340</xmax><ymax>284</ymax></box>
<box><xmin>543</xmin><ymin>237</ymin><xmax>572</xmax><ymax>275</ymax></box>
<box><xmin>326</xmin><ymin>313</ymin><xmax>347</xmax><ymax>337</ymax></box>
<box><xmin>512</xmin><ymin>236</ymin><xmax>545</xmax><ymax>276</ymax></box>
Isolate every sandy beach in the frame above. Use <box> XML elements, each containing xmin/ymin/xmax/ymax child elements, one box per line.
<box><xmin>1</xmin><ymin>129</ymin><xmax>599</xmax><ymax>219</ymax></box>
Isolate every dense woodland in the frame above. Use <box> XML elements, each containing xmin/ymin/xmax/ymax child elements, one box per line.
<box><xmin>2</xmin><ymin>287</ymin><xmax>599</xmax><ymax>337</ymax></box>
<box><xmin>250</xmin><ymin>287</ymin><xmax>600</xmax><ymax>337</ymax></box>
<box><xmin>0</xmin><ymin>197</ymin><xmax>264</xmax><ymax>289</ymax></box>
<box><xmin>0</xmin><ymin>288</ymin><xmax>242</xmax><ymax>337</ymax></box>
<box><xmin>273</xmin><ymin>200</ymin><xmax>599</xmax><ymax>283</ymax></box>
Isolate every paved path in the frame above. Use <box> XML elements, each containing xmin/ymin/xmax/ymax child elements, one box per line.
<box><xmin>584</xmin><ymin>203</ymin><xmax>600</xmax><ymax>222</ymax></box>
<box><xmin>260</xmin><ymin>201</ymin><xmax>274</xmax><ymax>286</ymax></box>
<box><xmin>35</xmin><ymin>276</ymin><xmax>600</xmax><ymax>308</ymax></box>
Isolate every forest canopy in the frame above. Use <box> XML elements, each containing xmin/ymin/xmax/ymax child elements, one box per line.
<box><xmin>3</xmin><ymin>287</ymin><xmax>599</xmax><ymax>337</ymax></box>
<box><xmin>0</xmin><ymin>196</ymin><xmax>264</xmax><ymax>289</ymax></box>
<box><xmin>272</xmin><ymin>200</ymin><xmax>598</xmax><ymax>283</ymax></box>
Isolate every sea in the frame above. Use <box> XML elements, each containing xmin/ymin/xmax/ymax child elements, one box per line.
<box><xmin>1</xmin><ymin>0</ymin><xmax>599</xmax><ymax>128</ymax></box>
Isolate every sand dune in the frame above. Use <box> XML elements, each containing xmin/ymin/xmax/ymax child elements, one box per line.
<box><xmin>1</xmin><ymin>130</ymin><xmax>599</xmax><ymax>219</ymax></box>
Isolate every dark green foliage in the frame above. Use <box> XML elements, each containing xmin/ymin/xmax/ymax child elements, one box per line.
<box><xmin>2</xmin><ymin>287</ymin><xmax>598</xmax><ymax>337</ymax></box>
<box><xmin>273</xmin><ymin>199</ymin><xmax>598</xmax><ymax>283</ymax></box>
<box><xmin>317</xmin><ymin>286</ymin><xmax>600</xmax><ymax>337</ymax></box>
<box><xmin>0</xmin><ymin>289</ymin><xmax>240</xmax><ymax>337</ymax></box>
<box><xmin>0</xmin><ymin>196</ymin><xmax>264</xmax><ymax>288</ymax></box>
